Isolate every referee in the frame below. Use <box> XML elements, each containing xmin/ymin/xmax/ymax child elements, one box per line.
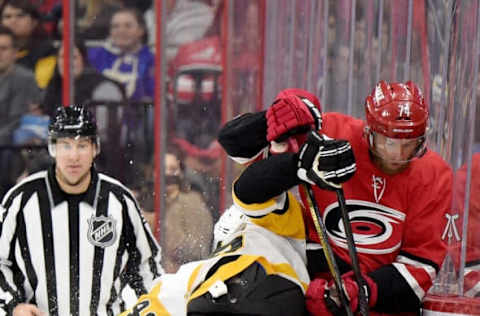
<box><xmin>0</xmin><ymin>105</ymin><xmax>163</xmax><ymax>316</ymax></box>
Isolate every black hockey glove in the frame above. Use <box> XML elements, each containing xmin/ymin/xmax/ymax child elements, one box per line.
<box><xmin>297</xmin><ymin>131</ymin><xmax>356</xmax><ymax>190</ymax></box>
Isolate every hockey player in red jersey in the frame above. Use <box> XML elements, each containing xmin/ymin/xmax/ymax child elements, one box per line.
<box><xmin>218</xmin><ymin>81</ymin><xmax>453</xmax><ymax>316</ymax></box>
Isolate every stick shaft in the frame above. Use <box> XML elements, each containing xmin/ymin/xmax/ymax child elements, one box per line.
<box><xmin>336</xmin><ymin>188</ymin><xmax>369</xmax><ymax>316</ymax></box>
<box><xmin>305</xmin><ymin>184</ymin><xmax>353</xmax><ymax>316</ymax></box>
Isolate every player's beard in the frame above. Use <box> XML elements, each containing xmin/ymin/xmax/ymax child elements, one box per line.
<box><xmin>370</xmin><ymin>152</ymin><xmax>409</xmax><ymax>175</ymax></box>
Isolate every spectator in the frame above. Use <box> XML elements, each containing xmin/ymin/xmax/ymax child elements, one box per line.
<box><xmin>88</xmin><ymin>7</ymin><xmax>154</xmax><ymax>102</ymax></box>
<box><xmin>162</xmin><ymin>143</ymin><xmax>213</xmax><ymax>273</ymax></box>
<box><xmin>0</xmin><ymin>0</ymin><xmax>56</xmax><ymax>88</ymax></box>
<box><xmin>43</xmin><ymin>37</ymin><xmax>126</xmax><ymax>115</ymax></box>
<box><xmin>12</xmin><ymin>103</ymin><xmax>49</xmax><ymax>145</ymax></box>
<box><xmin>0</xmin><ymin>25</ymin><xmax>42</xmax><ymax>145</ymax></box>
<box><xmin>130</xmin><ymin>177</ymin><xmax>155</xmax><ymax>231</ymax></box>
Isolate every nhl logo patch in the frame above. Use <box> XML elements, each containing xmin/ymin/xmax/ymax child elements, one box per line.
<box><xmin>87</xmin><ymin>215</ymin><xmax>117</xmax><ymax>248</ymax></box>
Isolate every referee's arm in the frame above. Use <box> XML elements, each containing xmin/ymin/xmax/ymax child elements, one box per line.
<box><xmin>122</xmin><ymin>193</ymin><xmax>163</xmax><ymax>296</ymax></box>
<box><xmin>0</xmin><ymin>200</ymin><xmax>25</xmax><ymax>313</ymax></box>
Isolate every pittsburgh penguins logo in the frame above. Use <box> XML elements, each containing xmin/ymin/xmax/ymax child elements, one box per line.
<box><xmin>324</xmin><ymin>200</ymin><xmax>405</xmax><ymax>255</ymax></box>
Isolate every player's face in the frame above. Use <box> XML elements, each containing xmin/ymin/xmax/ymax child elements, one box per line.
<box><xmin>371</xmin><ymin>133</ymin><xmax>422</xmax><ymax>175</ymax></box>
<box><xmin>110</xmin><ymin>11</ymin><xmax>144</xmax><ymax>53</ymax></box>
<box><xmin>55</xmin><ymin>137</ymin><xmax>96</xmax><ymax>193</ymax></box>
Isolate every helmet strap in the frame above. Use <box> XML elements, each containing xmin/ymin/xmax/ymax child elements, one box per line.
<box><xmin>94</xmin><ymin>136</ymin><xmax>101</xmax><ymax>156</ymax></box>
<box><xmin>48</xmin><ymin>141</ymin><xmax>56</xmax><ymax>158</ymax></box>
<box><xmin>363</xmin><ymin>126</ymin><xmax>374</xmax><ymax>147</ymax></box>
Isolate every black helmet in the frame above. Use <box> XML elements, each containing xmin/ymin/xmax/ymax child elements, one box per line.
<box><xmin>48</xmin><ymin>105</ymin><xmax>100</xmax><ymax>157</ymax></box>
<box><xmin>48</xmin><ymin>105</ymin><xmax>97</xmax><ymax>140</ymax></box>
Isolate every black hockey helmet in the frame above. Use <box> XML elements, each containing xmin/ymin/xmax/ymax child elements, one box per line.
<box><xmin>48</xmin><ymin>105</ymin><xmax>100</xmax><ymax>156</ymax></box>
<box><xmin>49</xmin><ymin>105</ymin><xmax>97</xmax><ymax>139</ymax></box>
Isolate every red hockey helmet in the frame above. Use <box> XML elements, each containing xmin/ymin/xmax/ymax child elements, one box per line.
<box><xmin>365</xmin><ymin>80</ymin><xmax>428</xmax><ymax>139</ymax></box>
<box><xmin>365</xmin><ymin>81</ymin><xmax>429</xmax><ymax>163</ymax></box>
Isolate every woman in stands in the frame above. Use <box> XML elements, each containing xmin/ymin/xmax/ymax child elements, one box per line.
<box><xmin>87</xmin><ymin>7</ymin><xmax>154</xmax><ymax>102</ymax></box>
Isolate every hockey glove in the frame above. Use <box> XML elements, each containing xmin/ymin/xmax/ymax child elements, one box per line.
<box><xmin>306</xmin><ymin>272</ymin><xmax>378</xmax><ymax>316</ymax></box>
<box><xmin>297</xmin><ymin>131</ymin><xmax>356</xmax><ymax>190</ymax></box>
<box><xmin>306</xmin><ymin>278</ymin><xmax>343</xmax><ymax>316</ymax></box>
<box><xmin>266</xmin><ymin>95</ymin><xmax>322</xmax><ymax>143</ymax></box>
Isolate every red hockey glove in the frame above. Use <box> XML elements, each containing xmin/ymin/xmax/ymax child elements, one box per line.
<box><xmin>330</xmin><ymin>272</ymin><xmax>378</xmax><ymax>312</ymax></box>
<box><xmin>306</xmin><ymin>273</ymin><xmax>378</xmax><ymax>316</ymax></box>
<box><xmin>297</xmin><ymin>131</ymin><xmax>356</xmax><ymax>191</ymax></box>
<box><xmin>266</xmin><ymin>95</ymin><xmax>321</xmax><ymax>143</ymax></box>
<box><xmin>306</xmin><ymin>278</ymin><xmax>338</xmax><ymax>316</ymax></box>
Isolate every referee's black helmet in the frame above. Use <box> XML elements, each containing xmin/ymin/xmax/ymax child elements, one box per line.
<box><xmin>48</xmin><ymin>105</ymin><xmax>100</xmax><ymax>156</ymax></box>
<box><xmin>49</xmin><ymin>105</ymin><xmax>97</xmax><ymax>139</ymax></box>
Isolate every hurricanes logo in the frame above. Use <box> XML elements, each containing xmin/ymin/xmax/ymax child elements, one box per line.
<box><xmin>324</xmin><ymin>200</ymin><xmax>405</xmax><ymax>254</ymax></box>
<box><xmin>87</xmin><ymin>215</ymin><xmax>117</xmax><ymax>248</ymax></box>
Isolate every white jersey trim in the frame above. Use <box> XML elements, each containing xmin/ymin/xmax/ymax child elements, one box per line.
<box><xmin>393</xmin><ymin>262</ymin><xmax>425</xmax><ymax>300</ymax></box>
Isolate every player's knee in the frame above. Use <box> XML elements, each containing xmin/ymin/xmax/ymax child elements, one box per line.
<box><xmin>187</xmin><ymin>262</ymin><xmax>306</xmax><ymax>316</ymax></box>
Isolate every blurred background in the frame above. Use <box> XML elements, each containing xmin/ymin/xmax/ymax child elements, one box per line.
<box><xmin>0</xmin><ymin>0</ymin><xmax>478</xmax><ymax>302</ymax></box>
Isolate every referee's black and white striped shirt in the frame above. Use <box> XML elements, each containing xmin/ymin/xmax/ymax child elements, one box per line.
<box><xmin>0</xmin><ymin>165</ymin><xmax>163</xmax><ymax>316</ymax></box>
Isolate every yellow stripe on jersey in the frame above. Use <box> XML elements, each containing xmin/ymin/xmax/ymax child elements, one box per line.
<box><xmin>119</xmin><ymin>281</ymin><xmax>171</xmax><ymax>316</ymax></box>
<box><xmin>233</xmin><ymin>191</ymin><xmax>306</xmax><ymax>240</ymax></box>
<box><xmin>187</xmin><ymin>262</ymin><xmax>205</xmax><ymax>294</ymax></box>
<box><xmin>188</xmin><ymin>255</ymin><xmax>259</xmax><ymax>301</ymax></box>
<box><xmin>233</xmin><ymin>191</ymin><xmax>281</xmax><ymax>216</ymax></box>
<box><xmin>256</xmin><ymin>256</ymin><xmax>309</xmax><ymax>292</ymax></box>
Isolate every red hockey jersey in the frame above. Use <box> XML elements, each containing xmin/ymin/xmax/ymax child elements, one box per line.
<box><xmin>300</xmin><ymin>112</ymin><xmax>453</xmax><ymax>303</ymax></box>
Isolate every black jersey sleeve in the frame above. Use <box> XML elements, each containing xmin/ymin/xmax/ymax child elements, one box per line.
<box><xmin>234</xmin><ymin>153</ymin><xmax>300</xmax><ymax>204</ymax></box>
<box><xmin>218</xmin><ymin>111</ymin><xmax>268</xmax><ymax>159</ymax></box>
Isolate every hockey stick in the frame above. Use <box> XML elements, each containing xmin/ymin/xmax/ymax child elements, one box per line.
<box><xmin>304</xmin><ymin>184</ymin><xmax>353</xmax><ymax>316</ymax></box>
<box><xmin>335</xmin><ymin>187</ymin><xmax>369</xmax><ymax>316</ymax></box>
